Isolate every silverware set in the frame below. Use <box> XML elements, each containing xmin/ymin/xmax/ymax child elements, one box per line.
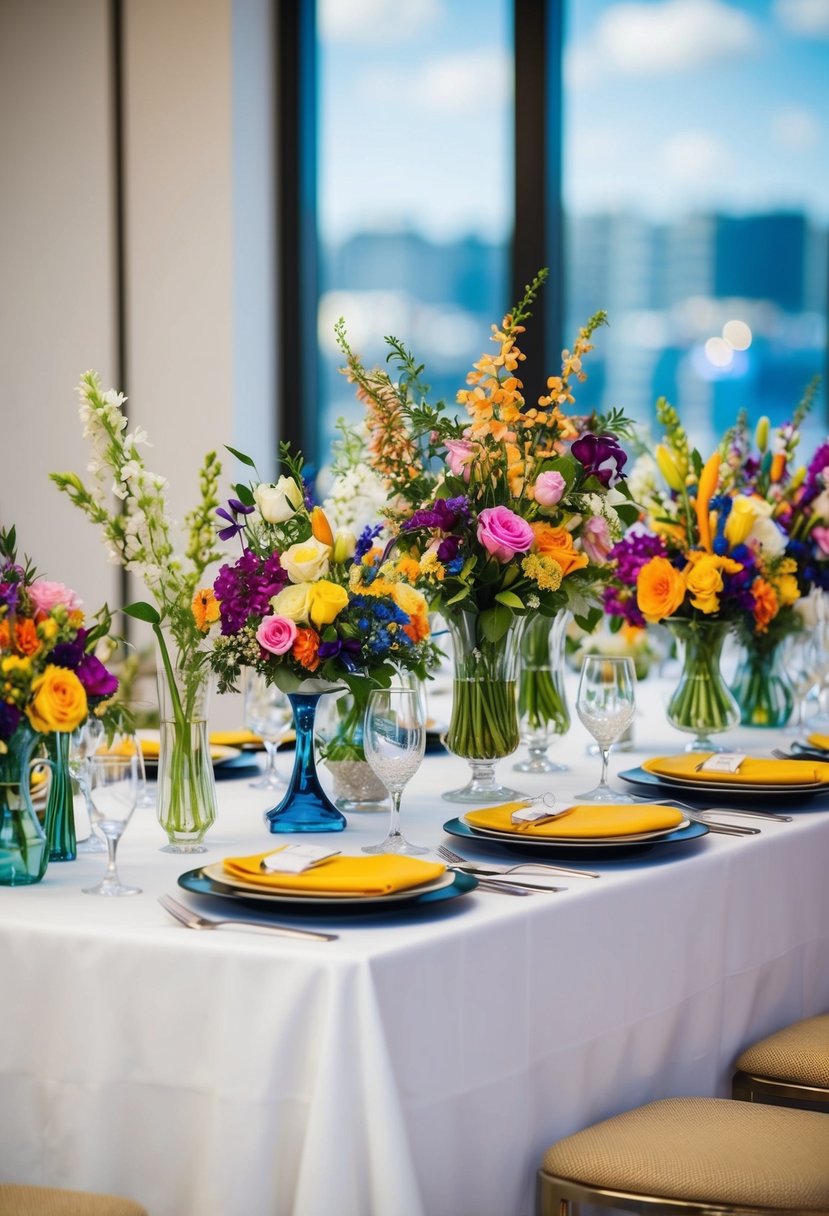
<box><xmin>437</xmin><ymin>844</ymin><xmax>596</xmax><ymax>891</ymax></box>
<box><xmin>157</xmin><ymin>893</ymin><xmax>338</xmax><ymax>941</ymax></box>
<box><xmin>631</xmin><ymin>797</ymin><xmax>791</xmax><ymax>834</ymax></box>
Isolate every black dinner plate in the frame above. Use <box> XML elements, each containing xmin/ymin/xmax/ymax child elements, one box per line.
<box><xmin>618</xmin><ymin>765</ymin><xmax>829</xmax><ymax>806</ymax></box>
<box><xmin>443</xmin><ymin>815</ymin><xmax>709</xmax><ymax>858</ymax></box>
<box><xmin>178</xmin><ymin>865</ymin><xmax>478</xmax><ymax>916</ymax></box>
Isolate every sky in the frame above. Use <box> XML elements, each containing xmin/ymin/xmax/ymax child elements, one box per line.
<box><xmin>317</xmin><ymin>0</ymin><xmax>829</xmax><ymax>242</ymax></box>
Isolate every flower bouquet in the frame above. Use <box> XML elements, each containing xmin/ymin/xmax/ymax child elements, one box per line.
<box><xmin>207</xmin><ymin>445</ymin><xmax>437</xmax><ymax>831</ymax></box>
<box><xmin>52</xmin><ymin>373</ymin><xmax>224</xmax><ymax>852</ymax></box>
<box><xmin>0</xmin><ymin>527</ymin><xmax>119</xmax><ymax>881</ymax></box>
<box><xmin>338</xmin><ymin>269</ymin><xmax>639</xmax><ymax>801</ymax></box>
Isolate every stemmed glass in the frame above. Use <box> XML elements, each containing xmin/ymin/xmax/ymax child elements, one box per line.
<box><xmin>576</xmin><ymin>656</ymin><xmax>637</xmax><ymax>803</ymax></box>
<box><xmin>244</xmin><ymin>674</ymin><xmax>294</xmax><ymax>790</ymax></box>
<box><xmin>69</xmin><ymin>717</ymin><xmax>107</xmax><ymax>853</ymax></box>
<box><xmin>82</xmin><ymin>753</ymin><xmax>141</xmax><ymax>896</ymax></box>
<box><xmin>362</xmin><ymin>687</ymin><xmax>428</xmax><ymax>855</ymax></box>
<box><xmin>783</xmin><ymin>630</ymin><xmax>819</xmax><ymax>737</ymax></box>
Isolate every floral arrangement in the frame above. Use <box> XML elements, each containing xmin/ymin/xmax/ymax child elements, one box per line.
<box><xmin>206</xmin><ymin>446</ymin><xmax>437</xmax><ymax>725</ymax></box>
<box><xmin>0</xmin><ymin>526</ymin><xmax>119</xmax><ymax>751</ymax></box>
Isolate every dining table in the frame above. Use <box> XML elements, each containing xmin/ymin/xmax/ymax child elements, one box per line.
<box><xmin>1</xmin><ymin>674</ymin><xmax>828</xmax><ymax>1216</ymax></box>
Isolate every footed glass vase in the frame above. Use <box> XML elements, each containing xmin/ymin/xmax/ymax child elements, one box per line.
<box><xmin>443</xmin><ymin>611</ymin><xmax>527</xmax><ymax>803</ymax></box>
<box><xmin>731</xmin><ymin>634</ymin><xmax>794</xmax><ymax>728</ymax></box>
<box><xmin>156</xmin><ymin>640</ymin><xmax>218</xmax><ymax>853</ymax></box>
<box><xmin>0</xmin><ymin>723</ymin><xmax>50</xmax><ymax>886</ymax></box>
<box><xmin>515</xmin><ymin>611</ymin><xmax>571</xmax><ymax>773</ymax></box>
<box><xmin>266</xmin><ymin>690</ymin><xmax>347</xmax><ymax>833</ymax></box>
<box><xmin>44</xmin><ymin>730</ymin><xmax>76</xmax><ymax>862</ymax></box>
<box><xmin>666</xmin><ymin>619</ymin><xmax>740</xmax><ymax>751</ymax></box>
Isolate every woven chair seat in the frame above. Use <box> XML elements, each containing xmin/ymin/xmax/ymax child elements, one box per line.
<box><xmin>0</xmin><ymin>1185</ymin><xmax>147</xmax><ymax>1215</ymax></box>
<box><xmin>540</xmin><ymin>1097</ymin><xmax>829</xmax><ymax>1211</ymax></box>
<box><xmin>736</xmin><ymin>1013</ymin><xmax>829</xmax><ymax>1088</ymax></box>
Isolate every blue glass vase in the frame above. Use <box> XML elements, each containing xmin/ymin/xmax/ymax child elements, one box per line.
<box><xmin>266</xmin><ymin>691</ymin><xmax>347</xmax><ymax>833</ymax></box>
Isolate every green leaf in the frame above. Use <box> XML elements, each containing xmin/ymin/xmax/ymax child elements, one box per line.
<box><xmin>234</xmin><ymin>482</ymin><xmax>256</xmax><ymax>506</ymax></box>
<box><xmin>225</xmin><ymin>445</ymin><xmax>256</xmax><ymax>468</ymax></box>
<box><xmin>123</xmin><ymin>601</ymin><xmax>161</xmax><ymax>625</ymax></box>
<box><xmin>495</xmin><ymin>590</ymin><xmax>524</xmax><ymax>610</ymax></box>
<box><xmin>445</xmin><ymin>586</ymin><xmax>470</xmax><ymax>606</ymax></box>
<box><xmin>574</xmin><ymin>606</ymin><xmax>601</xmax><ymax>634</ymax></box>
<box><xmin>480</xmin><ymin>604</ymin><xmax>513</xmax><ymax>644</ymax></box>
<box><xmin>615</xmin><ymin>502</ymin><xmax>641</xmax><ymax>526</ymax></box>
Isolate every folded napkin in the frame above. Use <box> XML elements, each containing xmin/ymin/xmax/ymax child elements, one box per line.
<box><xmin>96</xmin><ymin>738</ymin><xmax>151</xmax><ymax>758</ymax></box>
<box><xmin>465</xmin><ymin>801</ymin><xmax>684</xmax><ymax>838</ymax></box>
<box><xmin>210</xmin><ymin>729</ymin><xmax>264</xmax><ymax>748</ymax></box>
<box><xmin>643</xmin><ymin>754</ymin><xmax>829</xmax><ymax>785</ymax></box>
<box><xmin>221</xmin><ymin>850</ymin><xmax>446</xmax><ymax>895</ymax></box>
<box><xmin>806</xmin><ymin>732</ymin><xmax>829</xmax><ymax>753</ymax></box>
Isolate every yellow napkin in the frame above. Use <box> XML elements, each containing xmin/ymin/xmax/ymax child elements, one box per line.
<box><xmin>96</xmin><ymin>738</ymin><xmax>150</xmax><ymax>758</ymax></box>
<box><xmin>465</xmin><ymin>801</ymin><xmax>684</xmax><ymax>838</ymax></box>
<box><xmin>806</xmin><ymin>733</ymin><xmax>829</xmax><ymax>753</ymax></box>
<box><xmin>222</xmin><ymin>850</ymin><xmax>446</xmax><ymax>895</ymax></box>
<box><xmin>210</xmin><ymin>729</ymin><xmax>264</xmax><ymax>748</ymax></box>
<box><xmin>643</xmin><ymin>753</ymin><xmax>829</xmax><ymax>785</ymax></box>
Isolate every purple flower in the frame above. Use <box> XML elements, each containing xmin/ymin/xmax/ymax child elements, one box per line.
<box><xmin>802</xmin><ymin>442</ymin><xmax>829</xmax><ymax>506</ymax></box>
<box><xmin>215</xmin><ymin>498</ymin><xmax>256</xmax><ymax>542</ymax></box>
<box><xmin>0</xmin><ymin>702</ymin><xmax>21</xmax><ymax>743</ymax></box>
<box><xmin>0</xmin><ymin>562</ymin><xmax>25</xmax><ymax>613</ymax></box>
<box><xmin>437</xmin><ymin>534</ymin><xmax>461</xmax><ymax>562</ymax></box>
<box><xmin>76</xmin><ymin>654</ymin><xmax>119</xmax><ymax>700</ymax></box>
<box><xmin>571</xmin><ymin>433</ymin><xmax>627</xmax><ymax>488</ymax></box>
<box><xmin>403</xmin><ymin>496</ymin><xmax>470</xmax><ymax>534</ymax></box>
<box><xmin>317</xmin><ymin>637</ymin><xmax>362</xmax><ymax>670</ymax></box>
<box><xmin>608</xmin><ymin>531</ymin><xmax>666</xmax><ymax>587</ymax></box>
<box><xmin>355</xmin><ymin>523</ymin><xmax>384</xmax><ymax>562</ymax></box>
<box><xmin>49</xmin><ymin>629</ymin><xmax>89</xmax><ymax>670</ymax></box>
<box><xmin>213</xmin><ymin>548</ymin><xmax>288</xmax><ymax>635</ymax></box>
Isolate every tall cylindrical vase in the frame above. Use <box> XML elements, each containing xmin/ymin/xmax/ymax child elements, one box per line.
<box><xmin>515</xmin><ymin>611</ymin><xmax>571</xmax><ymax>773</ymax></box>
<box><xmin>266</xmin><ymin>691</ymin><xmax>347</xmax><ymax>833</ymax></box>
<box><xmin>0</xmin><ymin>723</ymin><xmax>49</xmax><ymax>886</ymax></box>
<box><xmin>730</xmin><ymin>633</ymin><xmax>794</xmax><ymax>728</ymax></box>
<box><xmin>665</xmin><ymin>618</ymin><xmax>740</xmax><ymax>751</ymax></box>
<box><xmin>443</xmin><ymin>611</ymin><xmax>527</xmax><ymax>803</ymax></box>
<box><xmin>44</xmin><ymin>730</ymin><xmax>76</xmax><ymax>861</ymax></box>
<box><xmin>156</xmin><ymin>641</ymin><xmax>218</xmax><ymax>853</ymax></box>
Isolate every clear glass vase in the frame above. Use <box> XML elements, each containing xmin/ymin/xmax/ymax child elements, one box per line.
<box><xmin>44</xmin><ymin>730</ymin><xmax>76</xmax><ymax>862</ymax></box>
<box><xmin>266</xmin><ymin>690</ymin><xmax>347</xmax><ymax>832</ymax></box>
<box><xmin>515</xmin><ymin>611</ymin><xmax>571</xmax><ymax>773</ymax></box>
<box><xmin>665</xmin><ymin>618</ymin><xmax>740</xmax><ymax>751</ymax></box>
<box><xmin>155</xmin><ymin>639</ymin><xmax>218</xmax><ymax>853</ymax></box>
<box><xmin>443</xmin><ymin>611</ymin><xmax>527</xmax><ymax>803</ymax></box>
<box><xmin>0</xmin><ymin>722</ymin><xmax>50</xmax><ymax>886</ymax></box>
<box><xmin>316</xmin><ymin>687</ymin><xmax>388</xmax><ymax>813</ymax></box>
<box><xmin>731</xmin><ymin>633</ymin><xmax>794</xmax><ymax>728</ymax></box>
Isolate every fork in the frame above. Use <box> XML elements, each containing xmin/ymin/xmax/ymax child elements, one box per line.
<box><xmin>438</xmin><ymin>844</ymin><xmax>599</xmax><ymax>880</ymax></box>
<box><xmin>630</xmin><ymin>798</ymin><xmax>767</xmax><ymax>833</ymax></box>
<box><xmin>157</xmin><ymin>894</ymin><xmax>338</xmax><ymax>941</ymax></box>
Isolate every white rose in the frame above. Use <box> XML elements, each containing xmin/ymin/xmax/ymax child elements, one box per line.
<box><xmin>280</xmin><ymin>537</ymin><xmax>331</xmax><ymax>583</ymax></box>
<box><xmin>254</xmin><ymin>476</ymin><xmax>304</xmax><ymax>524</ymax></box>
<box><xmin>747</xmin><ymin>515</ymin><xmax>786</xmax><ymax>556</ymax></box>
<box><xmin>270</xmin><ymin>582</ymin><xmax>312</xmax><ymax>623</ymax></box>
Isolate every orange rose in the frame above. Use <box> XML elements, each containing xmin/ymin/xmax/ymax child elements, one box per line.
<box><xmin>531</xmin><ymin>523</ymin><xmax>589</xmax><ymax>577</ymax></box>
<box><xmin>292</xmin><ymin>626</ymin><xmax>321</xmax><ymax>671</ymax></box>
<box><xmin>752</xmin><ymin>578</ymin><xmax>779</xmax><ymax>634</ymax></box>
<box><xmin>636</xmin><ymin>556</ymin><xmax>686</xmax><ymax>623</ymax></box>
<box><xmin>14</xmin><ymin>618</ymin><xmax>41</xmax><ymax>656</ymax></box>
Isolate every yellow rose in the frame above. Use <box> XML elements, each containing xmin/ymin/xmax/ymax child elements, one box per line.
<box><xmin>636</xmin><ymin>556</ymin><xmax>687</xmax><ymax>623</ymax></box>
<box><xmin>308</xmin><ymin>581</ymin><xmax>349</xmax><ymax>628</ymax></box>
<box><xmin>281</xmin><ymin>538</ymin><xmax>331</xmax><ymax>583</ymax></box>
<box><xmin>270</xmin><ymin>582</ymin><xmax>313</xmax><ymax>623</ymax></box>
<box><xmin>684</xmin><ymin>555</ymin><xmax>724</xmax><ymax>614</ymax></box>
<box><xmin>332</xmin><ymin>529</ymin><xmax>357</xmax><ymax>563</ymax></box>
<box><xmin>26</xmin><ymin>665</ymin><xmax>88</xmax><ymax>733</ymax></box>
<box><xmin>775</xmin><ymin>573</ymin><xmax>800</xmax><ymax>607</ymax></box>
<box><xmin>724</xmin><ymin>495</ymin><xmax>771</xmax><ymax>549</ymax></box>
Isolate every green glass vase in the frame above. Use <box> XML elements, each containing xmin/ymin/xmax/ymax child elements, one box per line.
<box><xmin>0</xmin><ymin>722</ymin><xmax>49</xmax><ymax>885</ymax></box>
<box><xmin>731</xmin><ymin>633</ymin><xmax>794</xmax><ymax>728</ymax></box>
<box><xmin>665</xmin><ymin>618</ymin><xmax>740</xmax><ymax>752</ymax></box>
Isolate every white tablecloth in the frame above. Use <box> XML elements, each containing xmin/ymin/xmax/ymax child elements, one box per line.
<box><xmin>1</xmin><ymin>679</ymin><xmax>829</xmax><ymax>1216</ymax></box>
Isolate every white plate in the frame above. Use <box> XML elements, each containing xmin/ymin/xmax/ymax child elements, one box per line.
<box><xmin>200</xmin><ymin>861</ymin><xmax>454</xmax><ymax>903</ymax></box>
<box><xmin>459</xmin><ymin>817</ymin><xmax>691</xmax><ymax>846</ymax></box>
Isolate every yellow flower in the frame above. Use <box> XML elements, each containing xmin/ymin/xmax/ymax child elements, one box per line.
<box><xmin>724</xmin><ymin>495</ymin><xmax>769</xmax><ymax>548</ymax></box>
<box><xmin>774</xmin><ymin>572</ymin><xmax>800</xmax><ymax>607</ymax></box>
<box><xmin>270</xmin><ymin>582</ymin><xmax>313</xmax><ymax>623</ymax></box>
<box><xmin>26</xmin><ymin>665</ymin><xmax>88</xmax><ymax>733</ymax></box>
<box><xmin>280</xmin><ymin>538</ymin><xmax>331</xmax><ymax>583</ymax></box>
<box><xmin>332</xmin><ymin>529</ymin><xmax>357</xmax><ymax>563</ymax></box>
<box><xmin>191</xmin><ymin>587</ymin><xmax>220</xmax><ymax>631</ymax></box>
<box><xmin>636</xmin><ymin>556</ymin><xmax>686</xmax><ymax>623</ymax></box>
<box><xmin>307</xmin><ymin>581</ymin><xmax>349</xmax><ymax>628</ymax></box>
<box><xmin>37</xmin><ymin>618</ymin><xmax>59</xmax><ymax>643</ymax></box>
<box><xmin>684</xmin><ymin>555</ymin><xmax>724</xmax><ymax>614</ymax></box>
<box><xmin>521</xmin><ymin>553</ymin><xmax>563</xmax><ymax>592</ymax></box>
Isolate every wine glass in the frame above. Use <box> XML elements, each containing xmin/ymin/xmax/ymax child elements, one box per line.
<box><xmin>783</xmin><ymin>629</ymin><xmax>819</xmax><ymax>737</ymax></box>
<box><xmin>576</xmin><ymin>656</ymin><xmax>637</xmax><ymax>803</ymax></box>
<box><xmin>69</xmin><ymin>717</ymin><xmax>106</xmax><ymax>853</ymax></box>
<box><xmin>82</xmin><ymin>752</ymin><xmax>141</xmax><ymax>896</ymax></box>
<box><xmin>362</xmin><ymin>687</ymin><xmax>428</xmax><ymax>855</ymax></box>
<box><xmin>244</xmin><ymin>674</ymin><xmax>294</xmax><ymax>790</ymax></box>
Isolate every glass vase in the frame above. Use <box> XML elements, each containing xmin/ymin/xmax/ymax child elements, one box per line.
<box><xmin>443</xmin><ymin>610</ymin><xmax>527</xmax><ymax>803</ymax></box>
<box><xmin>665</xmin><ymin>618</ymin><xmax>740</xmax><ymax>752</ymax></box>
<box><xmin>731</xmin><ymin>633</ymin><xmax>794</xmax><ymax>728</ymax></box>
<box><xmin>515</xmin><ymin>611</ymin><xmax>571</xmax><ymax>773</ymax></box>
<box><xmin>266</xmin><ymin>690</ymin><xmax>347</xmax><ymax>832</ymax></box>
<box><xmin>317</xmin><ymin>687</ymin><xmax>388</xmax><ymax>813</ymax></box>
<box><xmin>44</xmin><ymin>730</ymin><xmax>76</xmax><ymax>861</ymax></box>
<box><xmin>0</xmin><ymin>722</ymin><xmax>50</xmax><ymax>886</ymax></box>
<box><xmin>155</xmin><ymin>640</ymin><xmax>218</xmax><ymax>853</ymax></box>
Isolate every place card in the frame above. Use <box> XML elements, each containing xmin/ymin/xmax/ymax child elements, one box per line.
<box><xmin>261</xmin><ymin>844</ymin><xmax>341</xmax><ymax>874</ymax></box>
<box><xmin>697</xmin><ymin>752</ymin><xmax>747</xmax><ymax>774</ymax></box>
<box><xmin>510</xmin><ymin>801</ymin><xmax>573</xmax><ymax>825</ymax></box>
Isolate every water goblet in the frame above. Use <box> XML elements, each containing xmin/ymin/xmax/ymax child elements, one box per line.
<box><xmin>362</xmin><ymin>687</ymin><xmax>428</xmax><ymax>855</ymax></box>
<box><xmin>69</xmin><ymin>717</ymin><xmax>106</xmax><ymax>854</ymax></box>
<box><xmin>244</xmin><ymin>674</ymin><xmax>294</xmax><ymax>790</ymax></box>
<box><xmin>82</xmin><ymin>752</ymin><xmax>141</xmax><ymax>896</ymax></box>
<box><xmin>575</xmin><ymin>656</ymin><xmax>636</xmax><ymax>803</ymax></box>
<box><xmin>782</xmin><ymin>630</ymin><xmax>819</xmax><ymax>737</ymax></box>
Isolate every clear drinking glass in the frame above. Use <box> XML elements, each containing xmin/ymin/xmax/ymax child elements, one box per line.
<box><xmin>782</xmin><ymin>629</ymin><xmax>819</xmax><ymax>737</ymax></box>
<box><xmin>82</xmin><ymin>753</ymin><xmax>141</xmax><ymax>897</ymax></box>
<box><xmin>576</xmin><ymin>656</ymin><xmax>636</xmax><ymax>803</ymax></box>
<box><xmin>69</xmin><ymin>718</ymin><xmax>106</xmax><ymax>854</ymax></box>
<box><xmin>362</xmin><ymin>687</ymin><xmax>428</xmax><ymax>855</ymax></box>
<box><xmin>244</xmin><ymin>674</ymin><xmax>294</xmax><ymax>791</ymax></box>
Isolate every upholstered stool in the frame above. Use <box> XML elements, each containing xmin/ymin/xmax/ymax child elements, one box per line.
<box><xmin>0</xmin><ymin>1185</ymin><xmax>147</xmax><ymax>1215</ymax></box>
<box><xmin>733</xmin><ymin>1012</ymin><xmax>829</xmax><ymax>1111</ymax></box>
<box><xmin>537</xmin><ymin>1096</ymin><xmax>829</xmax><ymax>1215</ymax></box>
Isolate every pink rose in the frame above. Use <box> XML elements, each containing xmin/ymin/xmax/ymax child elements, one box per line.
<box><xmin>533</xmin><ymin>470</ymin><xmax>566</xmax><ymax>508</ymax></box>
<box><xmin>477</xmin><ymin>506</ymin><xmax>535</xmax><ymax>563</ymax></box>
<box><xmin>813</xmin><ymin>526</ymin><xmax>829</xmax><ymax>556</ymax></box>
<box><xmin>445</xmin><ymin>439</ymin><xmax>475</xmax><ymax>482</ymax></box>
<box><xmin>29</xmin><ymin>580</ymin><xmax>83</xmax><ymax>615</ymax></box>
<box><xmin>581</xmin><ymin>517</ymin><xmax>612</xmax><ymax>564</ymax></box>
<box><xmin>256</xmin><ymin>615</ymin><xmax>297</xmax><ymax>656</ymax></box>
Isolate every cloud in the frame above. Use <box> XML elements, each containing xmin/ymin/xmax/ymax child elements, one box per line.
<box><xmin>318</xmin><ymin>0</ymin><xmax>441</xmax><ymax>45</ymax></box>
<box><xmin>410</xmin><ymin>48</ymin><xmax>512</xmax><ymax>113</ymax></box>
<box><xmin>659</xmin><ymin>129</ymin><xmax>731</xmax><ymax>182</ymax></box>
<box><xmin>566</xmin><ymin>0</ymin><xmax>760</xmax><ymax>84</ymax></box>
<box><xmin>775</xmin><ymin>0</ymin><xmax>829</xmax><ymax>36</ymax></box>
<box><xmin>771</xmin><ymin>105</ymin><xmax>823</xmax><ymax>151</ymax></box>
